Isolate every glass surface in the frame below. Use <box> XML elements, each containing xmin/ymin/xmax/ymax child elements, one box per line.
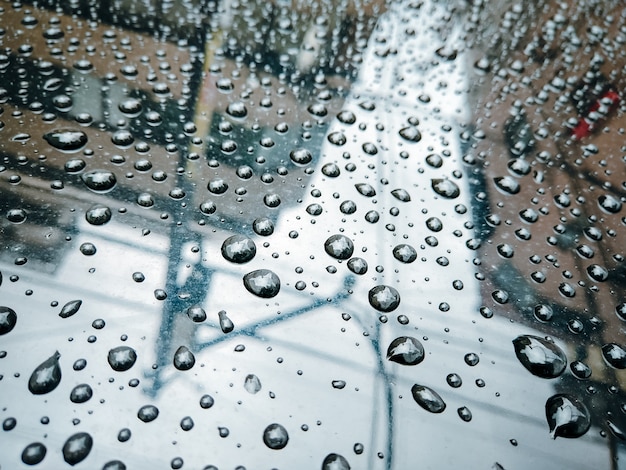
<box><xmin>1</xmin><ymin>0</ymin><xmax>626</xmax><ymax>468</ymax></box>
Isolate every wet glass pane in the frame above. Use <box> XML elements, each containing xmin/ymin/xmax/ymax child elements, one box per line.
<box><xmin>1</xmin><ymin>0</ymin><xmax>626</xmax><ymax>468</ymax></box>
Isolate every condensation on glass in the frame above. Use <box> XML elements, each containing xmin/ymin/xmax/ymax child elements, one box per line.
<box><xmin>1</xmin><ymin>0</ymin><xmax>626</xmax><ymax>469</ymax></box>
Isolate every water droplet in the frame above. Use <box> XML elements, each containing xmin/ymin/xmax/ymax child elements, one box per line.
<box><xmin>244</xmin><ymin>374</ymin><xmax>262</xmax><ymax>394</ymax></box>
<box><xmin>365</xmin><ymin>210</ymin><xmax>380</xmax><ymax>223</ymax></box>
<box><xmin>263</xmin><ymin>423</ymin><xmax>289</xmax><ymax>449</ymax></box>
<box><xmin>598</xmin><ymin>194</ymin><xmax>622</xmax><ymax>213</ymax></box>
<box><xmin>446</xmin><ymin>373</ymin><xmax>462</xmax><ymax>388</ymax></box>
<box><xmin>324</xmin><ymin>235</ymin><xmax>354</xmax><ymax>260</ymax></box>
<box><xmin>431</xmin><ymin>179</ymin><xmax>460</xmax><ymax>198</ymax></box>
<box><xmin>355</xmin><ymin>183</ymin><xmax>376</xmax><ymax>197</ymax></box>
<box><xmin>200</xmin><ymin>394</ymin><xmax>214</xmax><ymax>409</ymax></box>
<box><xmin>337</xmin><ymin>110</ymin><xmax>356</xmax><ymax>124</ymax></box>
<box><xmin>137</xmin><ymin>405</ymin><xmax>159</xmax><ymax>423</ymax></box>
<box><xmin>180</xmin><ymin>416</ymin><xmax>194</xmax><ymax>431</ymax></box>
<box><xmin>327</xmin><ymin>132</ymin><xmax>346</xmax><ymax>146</ymax></box>
<box><xmin>457</xmin><ymin>406</ymin><xmax>472</xmax><ymax>422</ymax></box>
<box><xmin>391</xmin><ymin>189</ymin><xmax>411</xmax><ymax>202</ymax></box>
<box><xmin>411</xmin><ymin>384</ymin><xmax>446</xmax><ymax>413</ymax></box>
<box><xmin>107</xmin><ymin>346</ymin><xmax>137</xmax><ymax>371</ymax></box>
<box><xmin>69</xmin><ymin>384</ymin><xmax>93</xmax><ymax>403</ymax></box>
<box><xmin>290</xmin><ymin>148</ymin><xmax>313</xmax><ymax>165</ymax></box>
<box><xmin>322</xmin><ymin>453</ymin><xmax>351</xmax><ymax>470</ymax></box>
<box><xmin>399</xmin><ymin>126</ymin><xmax>421</xmax><ymax>142</ymax></box>
<box><xmin>208</xmin><ymin>178</ymin><xmax>228</xmax><ymax>194</ymax></box>
<box><xmin>186</xmin><ymin>305</ymin><xmax>206</xmax><ymax>323</ymax></box>
<box><xmin>570</xmin><ymin>361</ymin><xmax>592</xmax><ymax>379</ymax></box>
<box><xmin>493</xmin><ymin>176</ymin><xmax>520</xmax><ymax>195</ymax></box>
<box><xmin>103</xmin><ymin>460</ymin><xmax>126</xmax><ymax>470</ymax></box>
<box><xmin>587</xmin><ymin>264</ymin><xmax>608</xmax><ymax>282</ymax></box>
<box><xmin>227</xmin><ymin>102</ymin><xmax>247</xmax><ymax>118</ymax></box>
<box><xmin>62</xmin><ymin>432</ymin><xmax>92</xmax><ymax>465</ymax></box>
<box><xmin>28</xmin><ymin>351</ymin><xmax>62</xmax><ymax>394</ymax></box>
<box><xmin>368</xmin><ymin>285</ymin><xmax>400</xmax><ymax>312</ymax></box>
<box><xmin>243</xmin><ymin>270</ymin><xmax>281</xmax><ymax>298</ymax></box>
<box><xmin>82</xmin><ymin>170</ymin><xmax>117</xmax><ymax>193</ymax></box>
<box><xmin>264</xmin><ymin>193</ymin><xmax>281</xmax><ymax>208</ymax></box>
<box><xmin>331</xmin><ymin>380</ymin><xmax>346</xmax><ymax>389</ymax></box>
<box><xmin>0</xmin><ymin>306</ymin><xmax>17</xmax><ymax>335</ymax></box>
<box><xmin>545</xmin><ymin>394</ymin><xmax>590</xmax><ymax>438</ymax></box>
<box><xmin>464</xmin><ymin>353</ymin><xmax>479</xmax><ymax>366</ymax></box>
<box><xmin>221</xmin><ymin>235</ymin><xmax>256</xmax><ymax>263</ymax></box>
<box><xmin>43</xmin><ymin>129</ymin><xmax>87</xmax><ymax>152</ymax></box>
<box><xmin>322</xmin><ymin>163</ymin><xmax>341</xmax><ymax>177</ymax></box>
<box><xmin>386</xmin><ymin>336</ymin><xmax>424</xmax><ymax>365</ymax></box>
<box><xmin>218</xmin><ymin>310</ymin><xmax>234</xmax><ymax>333</ymax></box>
<box><xmin>59</xmin><ymin>299</ymin><xmax>82</xmax><ymax>318</ymax></box>
<box><xmin>347</xmin><ymin>257</ymin><xmax>368</xmax><ymax>275</ymax></box>
<box><xmin>512</xmin><ymin>335</ymin><xmax>567</xmax><ymax>378</ymax></box>
<box><xmin>602</xmin><ymin>343</ymin><xmax>626</xmax><ymax>369</ymax></box>
<box><xmin>85</xmin><ymin>205</ymin><xmax>112</xmax><ymax>225</ymax></box>
<box><xmin>111</xmin><ymin>130</ymin><xmax>134</xmax><ymax>148</ymax></box>
<box><xmin>118</xmin><ymin>98</ymin><xmax>142</xmax><ymax>117</ymax></box>
<box><xmin>392</xmin><ymin>244</ymin><xmax>417</xmax><ymax>263</ymax></box>
<box><xmin>65</xmin><ymin>159</ymin><xmax>86</xmax><ymax>173</ymax></box>
<box><xmin>253</xmin><ymin>217</ymin><xmax>274</xmax><ymax>236</ymax></box>
<box><xmin>21</xmin><ymin>442</ymin><xmax>47</xmax><ymax>465</ymax></box>
<box><xmin>173</xmin><ymin>346</ymin><xmax>195</xmax><ymax>371</ymax></box>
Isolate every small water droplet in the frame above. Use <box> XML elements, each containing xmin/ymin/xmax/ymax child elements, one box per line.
<box><xmin>290</xmin><ymin>148</ymin><xmax>313</xmax><ymax>165</ymax></box>
<box><xmin>392</xmin><ymin>244</ymin><xmax>417</xmax><ymax>263</ymax></box>
<box><xmin>200</xmin><ymin>394</ymin><xmax>215</xmax><ymax>409</ymax></box>
<box><xmin>322</xmin><ymin>453</ymin><xmax>351</xmax><ymax>470</ymax></box>
<box><xmin>399</xmin><ymin>126</ymin><xmax>421</xmax><ymax>142</ymax></box>
<box><xmin>28</xmin><ymin>351</ymin><xmax>62</xmax><ymax>394</ymax></box>
<box><xmin>386</xmin><ymin>336</ymin><xmax>424</xmax><ymax>365</ymax></box>
<box><xmin>347</xmin><ymin>257</ymin><xmax>368</xmax><ymax>275</ymax></box>
<box><xmin>218</xmin><ymin>310</ymin><xmax>234</xmax><ymax>333</ymax></box>
<box><xmin>186</xmin><ymin>305</ymin><xmax>207</xmax><ymax>323</ymax></box>
<box><xmin>59</xmin><ymin>299</ymin><xmax>82</xmax><ymax>318</ymax></box>
<box><xmin>411</xmin><ymin>384</ymin><xmax>446</xmax><ymax>413</ymax></box>
<box><xmin>457</xmin><ymin>406</ymin><xmax>472</xmax><ymax>422</ymax></box>
<box><xmin>244</xmin><ymin>374</ymin><xmax>262</xmax><ymax>394</ymax></box>
<box><xmin>0</xmin><ymin>306</ymin><xmax>17</xmax><ymax>335</ymax></box>
<box><xmin>355</xmin><ymin>183</ymin><xmax>376</xmax><ymax>197</ymax></box>
<box><xmin>331</xmin><ymin>380</ymin><xmax>346</xmax><ymax>389</ymax></box>
<box><xmin>493</xmin><ymin>176</ymin><xmax>520</xmax><ymax>195</ymax></box>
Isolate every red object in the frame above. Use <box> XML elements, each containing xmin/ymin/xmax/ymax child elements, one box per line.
<box><xmin>571</xmin><ymin>89</ymin><xmax>620</xmax><ymax>139</ymax></box>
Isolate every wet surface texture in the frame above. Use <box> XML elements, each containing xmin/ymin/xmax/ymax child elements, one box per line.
<box><xmin>2</xmin><ymin>0</ymin><xmax>626</xmax><ymax>468</ymax></box>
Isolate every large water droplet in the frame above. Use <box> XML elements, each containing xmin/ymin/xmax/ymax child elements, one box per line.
<box><xmin>545</xmin><ymin>394</ymin><xmax>590</xmax><ymax>438</ymax></box>
<box><xmin>28</xmin><ymin>351</ymin><xmax>62</xmax><ymax>394</ymax></box>
<box><xmin>62</xmin><ymin>432</ymin><xmax>93</xmax><ymax>466</ymax></box>
<box><xmin>243</xmin><ymin>270</ymin><xmax>281</xmax><ymax>298</ymax></box>
<box><xmin>107</xmin><ymin>346</ymin><xmax>137</xmax><ymax>371</ymax></box>
<box><xmin>368</xmin><ymin>285</ymin><xmax>400</xmax><ymax>312</ymax></box>
<box><xmin>59</xmin><ymin>299</ymin><xmax>82</xmax><ymax>318</ymax></box>
<box><xmin>324</xmin><ymin>234</ymin><xmax>354</xmax><ymax>260</ymax></box>
<box><xmin>431</xmin><ymin>179</ymin><xmax>460</xmax><ymax>198</ymax></box>
<box><xmin>187</xmin><ymin>305</ymin><xmax>207</xmax><ymax>323</ymax></box>
<box><xmin>263</xmin><ymin>423</ymin><xmax>289</xmax><ymax>449</ymax></box>
<box><xmin>411</xmin><ymin>384</ymin><xmax>446</xmax><ymax>413</ymax></box>
<box><xmin>0</xmin><ymin>306</ymin><xmax>17</xmax><ymax>335</ymax></box>
<box><xmin>322</xmin><ymin>453</ymin><xmax>351</xmax><ymax>470</ymax></box>
<box><xmin>512</xmin><ymin>335</ymin><xmax>567</xmax><ymax>378</ymax></box>
<box><xmin>355</xmin><ymin>183</ymin><xmax>376</xmax><ymax>197</ymax></box>
<box><xmin>387</xmin><ymin>336</ymin><xmax>424</xmax><ymax>365</ymax></box>
<box><xmin>43</xmin><ymin>129</ymin><xmax>87</xmax><ymax>152</ymax></box>
<box><xmin>244</xmin><ymin>374</ymin><xmax>262</xmax><ymax>394</ymax></box>
<box><xmin>82</xmin><ymin>170</ymin><xmax>117</xmax><ymax>193</ymax></box>
<box><xmin>602</xmin><ymin>343</ymin><xmax>626</xmax><ymax>369</ymax></box>
<box><xmin>253</xmin><ymin>217</ymin><xmax>274</xmax><ymax>236</ymax></box>
<box><xmin>347</xmin><ymin>257</ymin><xmax>368</xmax><ymax>275</ymax></box>
<box><xmin>21</xmin><ymin>442</ymin><xmax>47</xmax><ymax>465</ymax></box>
<box><xmin>221</xmin><ymin>235</ymin><xmax>256</xmax><ymax>263</ymax></box>
<box><xmin>598</xmin><ymin>194</ymin><xmax>622</xmax><ymax>214</ymax></box>
<box><xmin>173</xmin><ymin>346</ymin><xmax>195</xmax><ymax>371</ymax></box>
